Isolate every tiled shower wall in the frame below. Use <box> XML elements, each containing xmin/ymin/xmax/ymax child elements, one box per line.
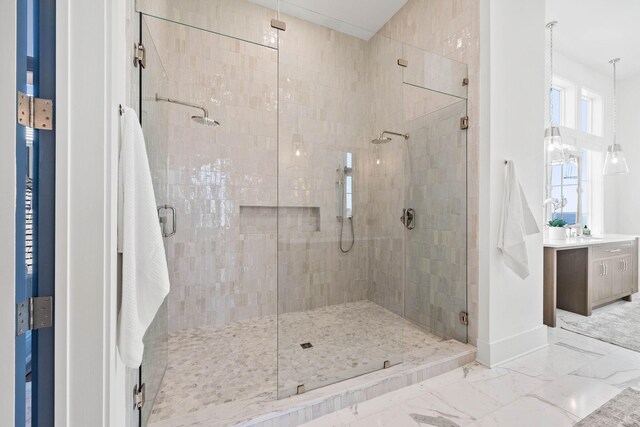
<box><xmin>127</xmin><ymin>0</ymin><xmax>480</xmax><ymax>340</ymax></box>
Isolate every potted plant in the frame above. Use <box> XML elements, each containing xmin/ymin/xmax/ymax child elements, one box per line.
<box><xmin>548</xmin><ymin>218</ymin><xmax>568</xmax><ymax>240</ymax></box>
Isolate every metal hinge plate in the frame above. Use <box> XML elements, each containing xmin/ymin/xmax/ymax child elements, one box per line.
<box><xmin>271</xmin><ymin>19</ymin><xmax>286</xmax><ymax>31</ymax></box>
<box><xmin>17</xmin><ymin>91</ymin><xmax>54</xmax><ymax>130</ymax></box>
<box><xmin>134</xmin><ymin>43</ymin><xmax>146</xmax><ymax>68</ymax></box>
<box><xmin>133</xmin><ymin>383</ymin><xmax>146</xmax><ymax>409</ymax></box>
<box><xmin>16</xmin><ymin>296</ymin><xmax>53</xmax><ymax>335</ymax></box>
<box><xmin>460</xmin><ymin>116</ymin><xmax>469</xmax><ymax>130</ymax></box>
<box><xmin>459</xmin><ymin>311</ymin><xmax>469</xmax><ymax>326</ymax></box>
<box><xmin>397</xmin><ymin>58</ymin><xmax>408</xmax><ymax>67</ymax></box>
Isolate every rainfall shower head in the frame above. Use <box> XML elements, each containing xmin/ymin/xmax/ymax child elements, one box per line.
<box><xmin>155</xmin><ymin>94</ymin><xmax>220</xmax><ymax>127</ymax></box>
<box><xmin>370</xmin><ymin>131</ymin><xmax>409</xmax><ymax>144</ymax></box>
<box><xmin>191</xmin><ymin>115</ymin><xmax>220</xmax><ymax>127</ymax></box>
<box><xmin>371</xmin><ymin>136</ymin><xmax>393</xmax><ymax>145</ymax></box>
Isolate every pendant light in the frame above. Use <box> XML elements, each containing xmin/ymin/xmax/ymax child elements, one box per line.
<box><xmin>545</xmin><ymin>21</ymin><xmax>566</xmax><ymax>164</ymax></box>
<box><xmin>603</xmin><ymin>58</ymin><xmax>630</xmax><ymax>175</ymax></box>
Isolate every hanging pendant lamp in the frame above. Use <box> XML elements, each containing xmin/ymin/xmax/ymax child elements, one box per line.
<box><xmin>545</xmin><ymin>21</ymin><xmax>566</xmax><ymax>164</ymax></box>
<box><xmin>603</xmin><ymin>58</ymin><xmax>630</xmax><ymax>175</ymax></box>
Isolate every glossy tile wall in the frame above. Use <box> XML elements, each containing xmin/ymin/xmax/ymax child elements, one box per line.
<box><xmin>143</xmin><ymin>16</ymin><xmax>279</xmax><ymax>331</ymax></box>
<box><xmin>277</xmin><ymin>14</ymin><xmax>371</xmax><ymax>314</ymax></box>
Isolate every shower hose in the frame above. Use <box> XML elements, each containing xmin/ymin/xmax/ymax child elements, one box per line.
<box><xmin>339</xmin><ymin>216</ymin><xmax>355</xmax><ymax>253</ymax></box>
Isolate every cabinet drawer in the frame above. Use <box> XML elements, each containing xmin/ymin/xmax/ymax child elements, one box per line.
<box><xmin>592</xmin><ymin>242</ymin><xmax>635</xmax><ymax>260</ymax></box>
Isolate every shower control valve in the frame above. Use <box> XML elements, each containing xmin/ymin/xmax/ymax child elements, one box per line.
<box><xmin>401</xmin><ymin>208</ymin><xmax>415</xmax><ymax>230</ymax></box>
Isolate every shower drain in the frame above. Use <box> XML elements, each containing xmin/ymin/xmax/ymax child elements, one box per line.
<box><xmin>300</xmin><ymin>342</ymin><xmax>313</xmax><ymax>349</ymax></box>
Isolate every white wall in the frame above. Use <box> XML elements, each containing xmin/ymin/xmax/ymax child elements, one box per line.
<box><xmin>0</xmin><ymin>1</ymin><xmax>17</xmax><ymax>425</ymax></box>
<box><xmin>477</xmin><ymin>0</ymin><xmax>548</xmax><ymax>367</ymax></box>
<box><xmin>612</xmin><ymin>73</ymin><xmax>640</xmax><ymax>234</ymax></box>
<box><xmin>57</xmin><ymin>0</ymin><xmax>126</xmax><ymax>425</ymax></box>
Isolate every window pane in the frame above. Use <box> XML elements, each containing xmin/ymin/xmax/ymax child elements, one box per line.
<box><xmin>562</xmin><ymin>162</ymin><xmax>579</xmax><ymax>186</ymax></box>
<box><xmin>550</xmin><ymin>164</ymin><xmax>563</xmax><ymax>185</ymax></box>
<box><xmin>580</xmin><ymin>98</ymin><xmax>590</xmax><ymax>133</ymax></box>
<box><xmin>551</xmin><ymin>88</ymin><xmax>562</xmax><ymax>126</ymax></box>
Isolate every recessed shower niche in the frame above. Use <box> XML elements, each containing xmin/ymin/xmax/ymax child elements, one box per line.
<box><xmin>132</xmin><ymin>0</ymin><xmax>474</xmax><ymax>425</ymax></box>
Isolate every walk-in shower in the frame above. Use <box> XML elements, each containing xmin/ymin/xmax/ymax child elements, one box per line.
<box><xmin>131</xmin><ymin>1</ymin><xmax>471</xmax><ymax>425</ymax></box>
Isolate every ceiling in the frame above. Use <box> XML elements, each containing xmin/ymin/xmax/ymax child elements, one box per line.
<box><xmin>547</xmin><ymin>0</ymin><xmax>640</xmax><ymax>79</ymax></box>
<box><xmin>249</xmin><ymin>0</ymin><xmax>408</xmax><ymax>40</ymax></box>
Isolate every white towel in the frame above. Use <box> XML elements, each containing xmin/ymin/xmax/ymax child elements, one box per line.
<box><xmin>497</xmin><ymin>161</ymin><xmax>540</xmax><ymax>279</ymax></box>
<box><xmin>117</xmin><ymin>107</ymin><xmax>170</xmax><ymax>368</ymax></box>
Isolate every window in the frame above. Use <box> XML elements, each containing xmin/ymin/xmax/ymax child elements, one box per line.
<box><xmin>549</xmin><ymin>159</ymin><xmax>581</xmax><ymax>225</ymax></box>
<box><xmin>551</xmin><ymin>87</ymin><xmax>562</xmax><ymax>126</ymax></box>
<box><xmin>580</xmin><ymin>96</ymin><xmax>592</xmax><ymax>133</ymax></box>
<box><xmin>546</xmin><ymin>147</ymin><xmax>604</xmax><ymax>234</ymax></box>
<box><xmin>345</xmin><ymin>152</ymin><xmax>353</xmax><ymax>217</ymax></box>
<box><xmin>580</xmin><ymin>88</ymin><xmax>603</xmax><ymax>136</ymax></box>
<box><xmin>550</xmin><ymin>77</ymin><xmax>576</xmax><ymax>129</ymax></box>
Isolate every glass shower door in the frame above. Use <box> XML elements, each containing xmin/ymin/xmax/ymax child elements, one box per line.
<box><xmin>402</xmin><ymin>44</ymin><xmax>468</xmax><ymax>343</ymax></box>
<box><xmin>139</xmin><ymin>16</ymin><xmax>170</xmax><ymax>427</ymax></box>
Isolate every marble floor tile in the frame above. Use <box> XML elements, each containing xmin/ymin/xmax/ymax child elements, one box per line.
<box><xmin>304</xmin><ymin>304</ymin><xmax>640</xmax><ymax>427</ymax></box>
<box><xmin>570</xmin><ymin>352</ymin><xmax>640</xmax><ymax>390</ymax></box>
<box><xmin>427</xmin><ymin>380</ymin><xmax>503</xmax><ymax>420</ymax></box>
<box><xmin>470</xmin><ymin>395</ymin><xmax>579</xmax><ymax>427</ymax></box>
<box><xmin>529</xmin><ymin>374</ymin><xmax>621</xmax><ymax>418</ymax></box>
<box><xmin>500</xmin><ymin>342</ymin><xmax>600</xmax><ymax>379</ymax></box>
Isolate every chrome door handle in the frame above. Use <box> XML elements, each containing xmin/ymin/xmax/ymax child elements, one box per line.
<box><xmin>157</xmin><ymin>205</ymin><xmax>177</xmax><ymax>238</ymax></box>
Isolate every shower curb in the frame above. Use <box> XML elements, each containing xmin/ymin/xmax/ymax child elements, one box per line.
<box><xmin>236</xmin><ymin>344</ymin><xmax>476</xmax><ymax>427</ymax></box>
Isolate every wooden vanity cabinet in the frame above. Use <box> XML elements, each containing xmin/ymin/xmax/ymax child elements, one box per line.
<box><xmin>544</xmin><ymin>238</ymin><xmax>639</xmax><ymax>327</ymax></box>
<box><xmin>590</xmin><ymin>242</ymin><xmax>637</xmax><ymax>308</ymax></box>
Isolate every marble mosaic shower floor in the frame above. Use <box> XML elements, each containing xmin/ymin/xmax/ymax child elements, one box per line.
<box><xmin>148</xmin><ymin>300</ymin><xmax>459</xmax><ymax>426</ymax></box>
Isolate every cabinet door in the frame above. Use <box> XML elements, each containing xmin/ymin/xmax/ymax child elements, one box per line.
<box><xmin>621</xmin><ymin>254</ymin><xmax>634</xmax><ymax>295</ymax></box>
<box><xmin>611</xmin><ymin>257</ymin><xmax>625</xmax><ymax>296</ymax></box>
<box><xmin>591</xmin><ymin>261</ymin><xmax>606</xmax><ymax>303</ymax></box>
<box><xmin>602</xmin><ymin>259</ymin><xmax>613</xmax><ymax>300</ymax></box>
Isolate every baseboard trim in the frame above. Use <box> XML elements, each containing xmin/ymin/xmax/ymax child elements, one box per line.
<box><xmin>476</xmin><ymin>325</ymin><xmax>548</xmax><ymax>367</ymax></box>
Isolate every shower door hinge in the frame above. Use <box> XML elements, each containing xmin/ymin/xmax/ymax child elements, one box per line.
<box><xmin>133</xmin><ymin>383</ymin><xmax>146</xmax><ymax>409</ymax></box>
<box><xmin>16</xmin><ymin>296</ymin><xmax>53</xmax><ymax>336</ymax></box>
<box><xmin>460</xmin><ymin>116</ymin><xmax>469</xmax><ymax>130</ymax></box>
<box><xmin>17</xmin><ymin>91</ymin><xmax>53</xmax><ymax>130</ymax></box>
<box><xmin>271</xmin><ymin>19</ymin><xmax>286</xmax><ymax>31</ymax></box>
<box><xmin>459</xmin><ymin>311</ymin><xmax>469</xmax><ymax>326</ymax></box>
<box><xmin>134</xmin><ymin>43</ymin><xmax>146</xmax><ymax>68</ymax></box>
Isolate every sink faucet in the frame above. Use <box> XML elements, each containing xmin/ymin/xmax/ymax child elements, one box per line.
<box><xmin>568</xmin><ymin>224</ymin><xmax>582</xmax><ymax>238</ymax></box>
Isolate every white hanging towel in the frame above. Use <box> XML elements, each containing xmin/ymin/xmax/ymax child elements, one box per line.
<box><xmin>117</xmin><ymin>106</ymin><xmax>170</xmax><ymax>368</ymax></box>
<box><xmin>497</xmin><ymin>161</ymin><xmax>540</xmax><ymax>279</ymax></box>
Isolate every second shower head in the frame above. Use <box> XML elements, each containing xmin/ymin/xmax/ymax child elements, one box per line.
<box><xmin>371</xmin><ymin>131</ymin><xmax>409</xmax><ymax>144</ymax></box>
<box><xmin>155</xmin><ymin>94</ymin><xmax>221</xmax><ymax>127</ymax></box>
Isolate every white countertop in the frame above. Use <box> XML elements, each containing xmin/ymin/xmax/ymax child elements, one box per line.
<box><xmin>544</xmin><ymin>234</ymin><xmax>638</xmax><ymax>249</ymax></box>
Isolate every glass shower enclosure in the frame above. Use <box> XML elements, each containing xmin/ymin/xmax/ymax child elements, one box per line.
<box><xmin>132</xmin><ymin>0</ymin><xmax>468</xmax><ymax>424</ymax></box>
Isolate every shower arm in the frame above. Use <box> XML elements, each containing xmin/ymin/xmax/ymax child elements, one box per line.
<box><xmin>155</xmin><ymin>94</ymin><xmax>210</xmax><ymax>119</ymax></box>
<box><xmin>381</xmin><ymin>130</ymin><xmax>409</xmax><ymax>140</ymax></box>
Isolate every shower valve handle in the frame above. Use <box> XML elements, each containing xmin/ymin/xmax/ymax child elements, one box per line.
<box><xmin>401</xmin><ymin>208</ymin><xmax>415</xmax><ymax>230</ymax></box>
